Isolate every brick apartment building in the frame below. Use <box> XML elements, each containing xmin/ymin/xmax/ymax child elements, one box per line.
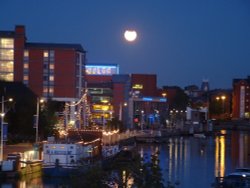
<box><xmin>0</xmin><ymin>25</ymin><xmax>86</xmax><ymax>101</ymax></box>
<box><xmin>232</xmin><ymin>76</ymin><xmax>250</xmax><ymax>119</ymax></box>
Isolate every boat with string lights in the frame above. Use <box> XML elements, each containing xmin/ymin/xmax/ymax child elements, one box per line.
<box><xmin>42</xmin><ymin>130</ymin><xmax>102</xmax><ymax>177</ymax></box>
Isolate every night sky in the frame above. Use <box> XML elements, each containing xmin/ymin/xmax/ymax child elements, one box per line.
<box><xmin>1</xmin><ymin>0</ymin><xmax>250</xmax><ymax>89</ymax></box>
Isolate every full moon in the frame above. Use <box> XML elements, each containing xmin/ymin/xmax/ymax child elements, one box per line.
<box><xmin>124</xmin><ymin>30</ymin><xmax>137</xmax><ymax>42</ymax></box>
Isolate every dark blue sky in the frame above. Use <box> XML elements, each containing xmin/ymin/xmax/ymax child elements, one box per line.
<box><xmin>1</xmin><ymin>0</ymin><xmax>250</xmax><ymax>89</ymax></box>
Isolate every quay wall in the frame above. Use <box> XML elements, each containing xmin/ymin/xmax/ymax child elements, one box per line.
<box><xmin>213</xmin><ymin>120</ymin><xmax>250</xmax><ymax>131</ymax></box>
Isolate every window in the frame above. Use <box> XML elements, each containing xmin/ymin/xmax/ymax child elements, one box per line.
<box><xmin>49</xmin><ymin>75</ymin><xmax>54</xmax><ymax>81</ymax></box>
<box><xmin>0</xmin><ymin>38</ymin><xmax>14</xmax><ymax>81</ymax></box>
<box><xmin>24</xmin><ymin>50</ymin><xmax>29</xmax><ymax>57</ymax></box>
<box><xmin>49</xmin><ymin>87</ymin><xmax>54</xmax><ymax>96</ymax></box>
<box><xmin>49</xmin><ymin>87</ymin><xmax>54</xmax><ymax>93</ymax></box>
<box><xmin>43</xmin><ymin>64</ymin><xmax>48</xmax><ymax>69</ymax></box>
<box><xmin>23</xmin><ymin>75</ymin><xmax>29</xmax><ymax>81</ymax></box>
<box><xmin>0</xmin><ymin>38</ymin><xmax>14</xmax><ymax>48</ymax></box>
<box><xmin>0</xmin><ymin>49</ymin><xmax>14</xmax><ymax>60</ymax></box>
<box><xmin>0</xmin><ymin>73</ymin><xmax>13</xmax><ymax>81</ymax></box>
<box><xmin>0</xmin><ymin>61</ymin><xmax>13</xmax><ymax>72</ymax></box>
<box><xmin>43</xmin><ymin>87</ymin><xmax>48</xmax><ymax>93</ymax></box>
<box><xmin>24</xmin><ymin>63</ymin><xmax>29</xmax><ymax>69</ymax></box>
<box><xmin>50</xmin><ymin>50</ymin><xmax>54</xmax><ymax>56</ymax></box>
<box><xmin>49</xmin><ymin>64</ymin><xmax>54</xmax><ymax>70</ymax></box>
<box><xmin>43</xmin><ymin>51</ymin><xmax>49</xmax><ymax>58</ymax></box>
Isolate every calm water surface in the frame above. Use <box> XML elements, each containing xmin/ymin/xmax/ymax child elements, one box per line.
<box><xmin>1</xmin><ymin>130</ymin><xmax>250</xmax><ymax>188</ymax></box>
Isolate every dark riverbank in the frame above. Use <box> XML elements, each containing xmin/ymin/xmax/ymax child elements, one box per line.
<box><xmin>213</xmin><ymin>120</ymin><xmax>250</xmax><ymax>131</ymax></box>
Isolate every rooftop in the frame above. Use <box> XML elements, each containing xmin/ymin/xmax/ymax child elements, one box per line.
<box><xmin>26</xmin><ymin>42</ymin><xmax>85</xmax><ymax>52</ymax></box>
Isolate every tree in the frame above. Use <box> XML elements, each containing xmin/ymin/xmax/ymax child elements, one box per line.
<box><xmin>170</xmin><ymin>88</ymin><xmax>189</xmax><ymax>111</ymax></box>
<box><xmin>0</xmin><ymin>82</ymin><xmax>37</xmax><ymax>143</ymax></box>
<box><xmin>39</xmin><ymin>99</ymin><xmax>59</xmax><ymax>140</ymax></box>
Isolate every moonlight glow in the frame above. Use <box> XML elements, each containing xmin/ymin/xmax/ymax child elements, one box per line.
<box><xmin>124</xmin><ymin>30</ymin><xmax>137</xmax><ymax>42</ymax></box>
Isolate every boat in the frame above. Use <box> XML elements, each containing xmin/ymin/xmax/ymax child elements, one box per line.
<box><xmin>0</xmin><ymin>152</ymin><xmax>42</xmax><ymax>179</ymax></box>
<box><xmin>214</xmin><ymin>168</ymin><xmax>250</xmax><ymax>187</ymax></box>
<box><xmin>193</xmin><ymin>133</ymin><xmax>206</xmax><ymax>139</ymax></box>
<box><xmin>42</xmin><ymin>136</ymin><xmax>101</xmax><ymax>177</ymax></box>
<box><xmin>101</xmin><ymin>144</ymin><xmax>121</xmax><ymax>169</ymax></box>
<box><xmin>102</xmin><ymin>144</ymin><xmax>120</xmax><ymax>159</ymax></box>
<box><xmin>19</xmin><ymin>159</ymin><xmax>42</xmax><ymax>176</ymax></box>
<box><xmin>42</xmin><ymin>142</ymin><xmax>86</xmax><ymax>177</ymax></box>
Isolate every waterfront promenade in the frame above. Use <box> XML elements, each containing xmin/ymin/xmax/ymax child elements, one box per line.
<box><xmin>2</xmin><ymin>120</ymin><xmax>250</xmax><ymax>160</ymax></box>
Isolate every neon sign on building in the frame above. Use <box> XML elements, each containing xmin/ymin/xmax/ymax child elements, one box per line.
<box><xmin>85</xmin><ymin>64</ymin><xmax>119</xmax><ymax>75</ymax></box>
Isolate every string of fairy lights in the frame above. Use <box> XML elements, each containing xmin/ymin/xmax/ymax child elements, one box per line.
<box><xmin>63</xmin><ymin>89</ymin><xmax>94</xmax><ymax>129</ymax></box>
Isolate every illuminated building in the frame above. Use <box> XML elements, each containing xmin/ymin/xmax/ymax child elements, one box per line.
<box><xmin>131</xmin><ymin>74</ymin><xmax>158</xmax><ymax>97</ymax></box>
<box><xmin>0</xmin><ymin>25</ymin><xmax>86</xmax><ymax>101</ymax></box>
<box><xmin>85</xmin><ymin>64</ymin><xmax>130</xmax><ymax>127</ymax></box>
<box><xmin>232</xmin><ymin>76</ymin><xmax>250</xmax><ymax>119</ymax></box>
<box><xmin>130</xmin><ymin>74</ymin><xmax>167</xmax><ymax>129</ymax></box>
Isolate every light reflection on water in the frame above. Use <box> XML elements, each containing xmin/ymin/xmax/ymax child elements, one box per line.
<box><xmin>137</xmin><ymin>130</ymin><xmax>250</xmax><ymax>188</ymax></box>
<box><xmin>1</xmin><ymin>130</ymin><xmax>250</xmax><ymax>188</ymax></box>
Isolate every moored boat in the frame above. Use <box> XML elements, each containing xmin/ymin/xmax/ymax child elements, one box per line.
<box><xmin>214</xmin><ymin>168</ymin><xmax>250</xmax><ymax>187</ymax></box>
<box><xmin>193</xmin><ymin>133</ymin><xmax>206</xmax><ymax>139</ymax></box>
<box><xmin>0</xmin><ymin>152</ymin><xmax>42</xmax><ymax>179</ymax></box>
<box><xmin>42</xmin><ymin>136</ymin><xmax>101</xmax><ymax>177</ymax></box>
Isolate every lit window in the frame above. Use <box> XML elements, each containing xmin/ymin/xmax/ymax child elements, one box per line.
<box><xmin>24</xmin><ymin>63</ymin><xmax>29</xmax><ymax>69</ymax></box>
<box><xmin>0</xmin><ymin>61</ymin><xmax>14</xmax><ymax>72</ymax></box>
<box><xmin>0</xmin><ymin>73</ymin><xmax>13</xmax><ymax>81</ymax></box>
<box><xmin>43</xmin><ymin>51</ymin><xmax>49</xmax><ymax>58</ymax></box>
<box><xmin>0</xmin><ymin>49</ymin><xmax>14</xmax><ymax>60</ymax></box>
<box><xmin>0</xmin><ymin>38</ymin><xmax>14</xmax><ymax>48</ymax></box>
<box><xmin>132</xmin><ymin>84</ymin><xmax>143</xmax><ymax>89</ymax></box>
<box><xmin>49</xmin><ymin>75</ymin><xmax>54</xmax><ymax>81</ymax></box>
<box><xmin>43</xmin><ymin>87</ymin><xmax>48</xmax><ymax>93</ymax></box>
<box><xmin>49</xmin><ymin>87</ymin><xmax>54</xmax><ymax>94</ymax></box>
<box><xmin>23</xmin><ymin>75</ymin><xmax>29</xmax><ymax>81</ymax></box>
<box><xmin>24</xmin><ymin>50</ymin><xmax>29</xmax><ymax>57</ymax></box>
<box><xmin>49</xmin><ymin>64</ymin><xmax>54</xmax><ymax>69</ymax></box>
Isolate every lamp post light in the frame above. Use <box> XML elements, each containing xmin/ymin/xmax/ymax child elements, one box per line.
<box><xmin>221</xmin><ymin>96</ymin><xmax>226</xmax><ymax>111</ymax></box>
<box><xmin>0</xmin><ymin>96</ymin><xmax>13</xmax><ymax>162</ymax></box>
<box><xmin>141</xmin><ymin>110</ymin><xmax>144</xmax><ymax>131</ymax></box>
<box><xmin>216</xmin><ymin>95</ymin><xmax>226</xmax><ymax>119</ymax></box>
<box><xmin>35</xmin><ymin>98</ymin><xmax>44</xmax><ymax>143</ymax></box>
<box><xmin>119</xmin><ymin>102</ymin><xmax>127</xmax><ymax>121</ymax></box>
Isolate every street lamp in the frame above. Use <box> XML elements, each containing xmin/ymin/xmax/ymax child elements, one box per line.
<box><xmin>141</xmin><ymin>110</ymin><xmax>144</xmax><ymax>131</ymax></box>
<box><xmin>216</xmin><ymin>95</ymin><xmax>226</xmax><ymax>118</ymax></box>
<box><xmin>35</xmin><ymin>98</ymin><xmax>44</xmax><ymax>143</ymax></box>
<box><xmin>0</xmin><ymin>96</ymin><xmax>13</xmax><ymax>162</ymax></box>
<box><xmin>119</xmin><ymin>102</ymin><xmax>127</xmax><ymax>121</ymax></box>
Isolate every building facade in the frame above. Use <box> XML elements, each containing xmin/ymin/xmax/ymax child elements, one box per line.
<box><xmin>85</xmin><ymin>64</ymin><xmax>130</xmax><ymax>128</ymax></box>
<box><xmin>129</xmin><ymin>74</ymin><xmax>167</xmax><ymax>129</ymax></box>
<box><xmin>232</xmin><ymin>76</ymin><xmax>250</xmax><ymax>119</ymax></box>
<box><xmin>0</xmin><ymin>25</ymin><xmax>86</xmax><ymax>101</ymax></box>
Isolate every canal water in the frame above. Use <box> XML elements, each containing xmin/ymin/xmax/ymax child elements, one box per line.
<box><xmin>1</xmin><ymin>130</ymin><xmax>250</xmax><ymax>188</ymax></box>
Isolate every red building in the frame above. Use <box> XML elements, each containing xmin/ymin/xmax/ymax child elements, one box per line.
<box><xmin>131</xmin><ymin>74</ymin><xmax>158</xmax><ymax>97</ymax></box>
<box><xmin>0</xmin><ymin>25</ymin><xmax>86</xmax><ymax>101</ymax></box>
<box><xmin>232</xmin><ymin>76</ymin><xmax>250</xmax><ymax>119</ymax></box>
<box><xmin>130</xmin><ymin>74</ymin><xmax>167</xmax><ymax>129</ymax></box>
